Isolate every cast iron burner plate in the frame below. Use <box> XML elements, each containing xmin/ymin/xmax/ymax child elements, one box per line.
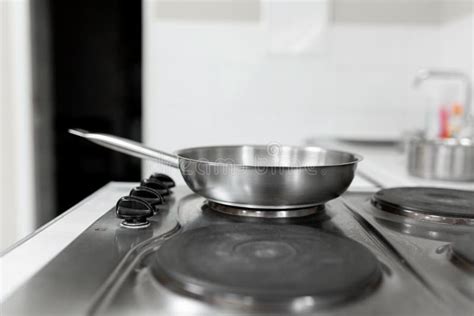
<box><xmin>151</xmin><ymin>224</ymin><xmax>381</xmax><ymax>307</ymax></box>
<box><xmin>372</xmin><ymin>187</ymin><xmax>474</xmax><ymax>225</ymax></box>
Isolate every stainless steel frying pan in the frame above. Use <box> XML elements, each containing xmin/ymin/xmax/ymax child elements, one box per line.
<box><xmin>69</xmin><ymin>129</ymin><xmax>362</xmax><ymax>209</ymax></box>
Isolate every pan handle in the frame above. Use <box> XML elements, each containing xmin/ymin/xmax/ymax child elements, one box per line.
<box><xmin>68</xmin><ymin>129</ymin><xmax>179</xmax><ymax>168</ymax></box>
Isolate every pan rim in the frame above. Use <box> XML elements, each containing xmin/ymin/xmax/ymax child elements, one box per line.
<box><xmin>174</xmin><ymin>144</ymin><xmax>363</xmax><ymax>168</ymax></box>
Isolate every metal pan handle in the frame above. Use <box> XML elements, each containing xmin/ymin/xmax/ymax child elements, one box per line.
<box><xmin>68</xmin><ymin>129</ymin><xmax>179</xmax><ymax>168</ymax></box>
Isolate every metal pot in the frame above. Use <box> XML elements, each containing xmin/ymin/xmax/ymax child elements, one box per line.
<box><xmin>407</xmin><ymin>137</ymin><xmax>474</xmax><ymax>182</ymax></box>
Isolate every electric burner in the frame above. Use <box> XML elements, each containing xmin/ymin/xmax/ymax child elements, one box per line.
<box><xmin>372</xmin><ymin>187</ymin><xmax>474</xmax><ymax>225</ymax></box>
<box><xmin>206</xmin><ymin>201</ymin><xmax>324</xmax><ymax>218</ymax></box>
<box><xmin>374</xmin><ymin>217</ymin><xmax>472</xmax><ymax>242</ymax></box>
<box><xmin>151</xmin><ymin>224</ymin><xmax>381</xmax><ymax>309</ymax></box>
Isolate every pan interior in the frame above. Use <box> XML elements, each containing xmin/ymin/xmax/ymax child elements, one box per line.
<box><xmin>176</xmin><ymin>145</ymin><xmax>360</xmax><ymax>167</ymax></box>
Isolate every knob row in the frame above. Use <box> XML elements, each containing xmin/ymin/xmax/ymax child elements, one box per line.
<box><xmin>116</xmin><ymin>173</ymin><xmax>175</xmax><ymax>228</ymax></box>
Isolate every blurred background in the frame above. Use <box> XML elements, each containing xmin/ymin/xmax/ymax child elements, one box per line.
<box><xmin>0</xmin><ymin>0</ymin><xmax>472</xmax><ymax>251</ymax></box>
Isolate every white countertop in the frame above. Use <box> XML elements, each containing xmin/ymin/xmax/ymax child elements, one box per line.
<box><xmin>0</xmin><ymin>182</ymin><xmax>133</xmax><ymax>303</ymax></box>
<box><xmin>351</xmin><ymin>145</ymin><xmax>474</xmax><ymax>190</ymax></box>
<box><xmin>1</xmin><ymin>146</ymin><xmax>472</xmax><ymax>303</ymax></box>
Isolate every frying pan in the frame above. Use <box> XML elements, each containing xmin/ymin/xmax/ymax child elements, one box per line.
<box><xmin>69</xmin><ymin>129</ymin><xmax>362</xmax><ymax>209</ymax></box>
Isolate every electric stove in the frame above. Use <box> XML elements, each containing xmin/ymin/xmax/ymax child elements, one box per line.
<box><xmin>2</xmin><ymin>175</ymin><xmax>473</xmax><ymax>316</ymax></box>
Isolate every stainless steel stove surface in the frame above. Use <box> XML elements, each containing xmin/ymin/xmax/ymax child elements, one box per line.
<box><xmin>3</xmin><ymin>178</ymin><xmax>474</xmax><ymax>316</ymax></box>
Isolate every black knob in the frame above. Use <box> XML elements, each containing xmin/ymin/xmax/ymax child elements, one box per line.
<box><xmin>116</xmin><ymin>196</ymin><xmax>154</xmax><ymax>229</ymax></box>
<box><xmin>149</xmin><ymin>173</ymin><xmax>175</xmax><ymax>188</ymax></box>
<box><xmin>141</xmin><ymin>178</ymin><xmax>170</xmax><ymax>196</ymax></box>
<box><xmin>129</xmin><ymin>186</ymin><xmax>163</xmax><ymax>211</ymax></box>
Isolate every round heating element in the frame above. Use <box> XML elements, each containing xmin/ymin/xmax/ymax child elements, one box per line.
<box><xmin>151</xmin><ymin>224</ymin><xmax>381</xmax><ymax>309</ymax></box>
<box><xmin>206</xmin><ymin>201</ymin><xmax>324</xmax><ymax>219</ymax></box>
<box><xmin>372</xmin><ymin>187</ymin><xmax>474</xmax><ymax>225</ymax></box>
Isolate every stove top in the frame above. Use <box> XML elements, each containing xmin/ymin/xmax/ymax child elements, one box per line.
<box><xmin>3</xmin><ymin>175</ymin><xmax>474</xmax><ymax>316</ymax></box>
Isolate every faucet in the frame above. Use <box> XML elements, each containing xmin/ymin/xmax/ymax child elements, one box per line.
<box><xmin>413</xmin><ymin>69</ymin><xmax>472</xmax><ymax>130</ymax></box>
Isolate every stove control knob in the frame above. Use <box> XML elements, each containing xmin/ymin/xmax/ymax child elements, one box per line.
<box><xmin>149</xmin><ymin>173</ymin><xmax>175</xmax><ymax>188</ymax></box>
<box><xmin>129</xmin><ymin>186</ymin><xmax>163</xmax><ymax>212</ymax></box>
<box><xmin>141</xmin><ymin>178</ymin><xmax>170</xmax><ymax>196</ymax></box>
<box><xmin>116</xmin><ymin>196</ymin><xmax>153</xmax><ymax>229</ymax></box>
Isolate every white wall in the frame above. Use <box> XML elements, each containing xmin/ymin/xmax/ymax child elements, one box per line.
<box><xmin>0</xmin><ymin>0</ymin><xmax>36</xmax><ymax>252</ymax></box>
<box><xmin>440</xmin><ymin>1</ymin><xmax>473</xmax><ymax>110</ymax></box>
<box><xmin>143</xmin><ymin>0</ymin><xmax>473</xmax><ymax>178</ymax></box>
<box><xmin>440</xmin><ymin>2</ymin><xmax>473</xmax><ymax>71</ymax></box>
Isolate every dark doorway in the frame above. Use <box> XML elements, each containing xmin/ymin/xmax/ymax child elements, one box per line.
<box><xmin>34</xmin><ymin>0</ymin><xmax>143</xmax><ymax>217</ymax></box>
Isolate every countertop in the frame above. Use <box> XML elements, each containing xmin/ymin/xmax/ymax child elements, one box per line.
<box><xmin>0</xmin><ymin>182</ymin><xmax>133</xmax><ymax>302</ymax></box>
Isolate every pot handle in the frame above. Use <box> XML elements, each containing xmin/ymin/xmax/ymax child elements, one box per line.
<box><xmin>69</xmin><ymin>129</ymin><xmax>179</xmax><ymax>168</ymax></box>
